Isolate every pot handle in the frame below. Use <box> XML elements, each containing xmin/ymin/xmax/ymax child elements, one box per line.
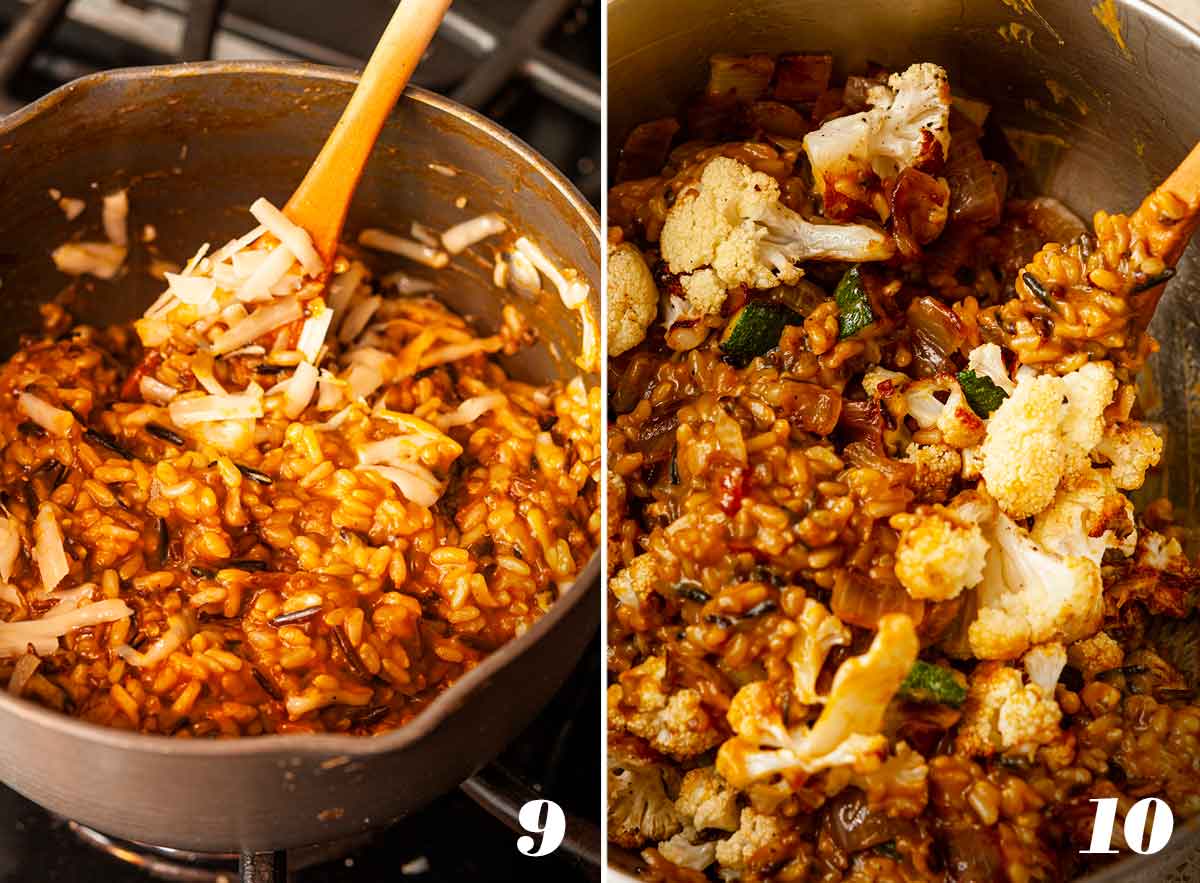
<box><xmin>240</xmin><ymin>850</ymin><xmax>287</xmax><ymax>883</ymax></box>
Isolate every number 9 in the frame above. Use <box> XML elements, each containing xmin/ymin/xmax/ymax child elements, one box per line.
<box><xmin>516</xmin><ymin>799</ymin><xmax>566</xmax><ymax>857</ymax></box>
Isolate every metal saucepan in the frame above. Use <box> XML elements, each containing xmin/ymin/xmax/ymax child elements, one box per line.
<box><xmin>0</xmin><ymin>61</ymin><xmax>600</xmax><ymax>857</ymax></box>
<box><xmin>606</xmin><ymin>0</ymin><xmax>1200</xmax><ymax>879</ymax></box>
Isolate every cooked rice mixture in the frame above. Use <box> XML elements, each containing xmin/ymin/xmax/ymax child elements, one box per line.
<box><xmin>606</xmin><ymin>53</ymin><xmax>1200</xmax><ymax>881</ymax></box>
<box><xmin>0</xmin><ymin>196</ymin><xmax>599</xmax><ymax>737</ymax></box>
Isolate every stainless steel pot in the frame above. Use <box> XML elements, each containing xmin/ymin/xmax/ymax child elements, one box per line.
<box><xmin>607</xmin><ymin>0</ymin><xmax>1200</xmax><ymax>879</ymax></box>
<box><xmin>0</xmin><ymin>61</ymin><xmax>600</xmax><ymax>855</ymax></box>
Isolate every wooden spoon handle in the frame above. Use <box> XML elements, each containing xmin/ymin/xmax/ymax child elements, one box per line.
<box><xmin>284</xmin><ymin>0</ymin><xmax>454</xmax><ymax>267</ymax></box>
<box><xmin>1131</xmin><ymin>139</ymin><xmax>1200</xmax><ymax>268</ymax></box>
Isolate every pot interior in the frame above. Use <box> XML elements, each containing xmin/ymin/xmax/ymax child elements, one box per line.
<box><xmin>0</xmin><ymin>63</ymin><xmax>599</xmax><ymax>389</ymax></box>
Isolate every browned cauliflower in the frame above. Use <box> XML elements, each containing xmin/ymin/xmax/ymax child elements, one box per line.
<box><xmin>979</xmin><ymin>362</ymin><xmax>1117</xmax><ymax>519</ymax></box>
<box><xmin>788</xmin><ymin>598</ymin><xmax>850</xmax><ymax>705</ymax></box>
<box><xmin>1094</xmin><ymin>420</ymin><xmax>1163</xmax><ymax>490</ymax></box>
<box><xmin>717</xmin><ymin>615</ymin><xmax>919</xmax><ymax>788</ymax></box>
<box><xmin>608</xmin><ymin>655</ymin><xmax>724</xmax><ymax>760</ymax></box>
<box><xmin>713</xmin><ymin>807</ymin><xmax>797</xmax><ymax>873</ymax></box>
<box><xmin>607</xmin><ymin>734</ymin><xmax>683</xmax><ymax>848</ymax></box>
<box><xmin>675</xmin><ymin>766</ymin><xmax>741</xmax><ymax>833</ymax></box>
<box><xmin>955</xmin><ymin>660</ymin><xmax>1062</xmax><ymax>757</ymax></box>
<box><xmin>891</xmin><ymin>498</ymin><xmax>989</xmax><ymax>601</ymax></box>
<box><xmin>1067</xmin><ymin>631</ymin><xmax>1124</xmax><ymax>681</ymax></box>
<box><xmin>607</xmin><ymin>240</ymin><xmax>659</xmax><ymax>356</ymax></box>
<box><xmin>903</xmin><ymin>442</ymin><xmax>962</xmax><ymax>502</ymax></box>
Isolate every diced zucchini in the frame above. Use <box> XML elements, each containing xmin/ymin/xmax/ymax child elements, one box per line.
<box><xmin>897</xmin><ymin>660</ymin><xmax>967</xmax><ymax>707</ymax></box>
<box><xmin>719</xmin><ymin>301</ymin><xmax>802</xmax><ymax>367</ymax></box>
<box><xmin>834</xmin><ymin>267</ymin><xmax>874</xmax><ymax>339</ymax></box>
<box><xmin>956</xmin><ymin>368</ymin><xmax>1008</xmax><ymax>418</ymax></box>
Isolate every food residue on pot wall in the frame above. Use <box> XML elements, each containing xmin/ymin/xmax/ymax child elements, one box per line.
<box><xmin>1092</xmin><ymin>0</ymin><xmax>1134</xmax><ymax>60</ymax></box>
<box><xmin>997</xmin><ymin>22</ymin><xmax>1035</xmax><ymax>47</ymax></box>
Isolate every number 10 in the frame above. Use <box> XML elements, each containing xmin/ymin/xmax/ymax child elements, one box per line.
<box><xmin>1082</xmin><ymin>797</ymin><xmax>1173</xmax><ymax>855</ymax></box>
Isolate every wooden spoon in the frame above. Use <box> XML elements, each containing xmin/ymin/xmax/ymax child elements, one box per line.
<box><xmin>1128</xmin><ymin>140</ymin><xmax>1200</xmax><ymax>321</ymax></box>
<box><xmin>283</xmin><ymin>0</ymin><xmax>454</xmax><ymax>270</ymax></box>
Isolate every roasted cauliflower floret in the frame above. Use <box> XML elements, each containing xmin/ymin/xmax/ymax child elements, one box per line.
<box><xmin>968</xmin><ymin>511</ymin><xmax>1103</xmax><ymax>660</ymax></box>
<box><xmin>956</xmin><ymin>661</ymin><xmax>1062</xmax><ymax>757</ymax></box>
<box><xmin>717</xmin><ymin>615</ymin><xmax>919</xmax><ymax>788</ymax></box>
<box><xmin>980</xmin><ymin>362</ymin><xmax>1117</xmax><ymax>519</ymax></box>
<box><xmin>891</xmin><ymin>503</ymin><xmax>988</xmax><ymax>601</ymax></box>
<box><xmin>1022</xmin><ymin>641</ymin><xmax>1067</xmax><ymax>694</ymax></box>
<box><xmin>713</xmin><ymin>807</ymin><xmax>796</xmax><ymax>873</ymax></box>
<box><xmin>788</xmin><ymin>598</ymin><xmax>851</xmax><ymax>705</ymax></box>
<box><xmin>608</xmin><ymin>655</ymin><xmax>724</xmax><ymax>760</ymax></box>
<box><xmin>965</xmin><ymin>342</ymin><xmax>1016</xmax><ymax>395</ymax></box>
<box><xmin>657</xmin><ymin>827</ymin><xmax>716</xmax><ymax>871</ymax></box>
<box><xmin>1030</xmin><ymin>468</ymin><xmax>1136</xmax><ymax>564</ymax></box>
<box><xmin>1137</xmin><ymin>530</ymin><xmax>1186</xmax><ymax>570</ymax></box>
<box><xmin>607</xmin><ymin>240</ymin><xmax>659</xmax><ymax>356</ymax></box>
<box><xmin>803</xmin><ymin>63</ymin><xmax>951</xmax><ymax>217</ymax></box>
<box><xmin>608</xmin><ymin>734</ymin><xmax>683</xmax><ymax>848</ymax></box>
<box><xmin>903</xmin><ymin>376</ymin><xmax>985</xmax><ymax>449</ymax></box>
<box><xmin>903</xmin><ymin>443</ymin><xmax>961</xmax><ymax>503</ymax></box>
<box><xmin>1094</xmin><ymin>420</ymin><xmax>1163</xmax><ymax>490</ymax></box>
<box><xmin>610</xmin><ymin>552</ymin><xmax>662</xmax><ymax>609</ymax></box>
<box><xmin>1067</xmin><ymin>632</ymin><xmax>1124</xmax><ymax>681</ymax></box>
<box><xmin>659</xmin><ymin>157</ymin><xmax>894</xmax><ymax>315</ymax></box>
<box><xmin>675</xmin><ymin>767</ymin><xmax>740</xmax><ymax>833</ymax></box>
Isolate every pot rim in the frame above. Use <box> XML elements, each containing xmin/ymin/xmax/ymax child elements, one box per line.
<box><xmin>0</xmin><ymin>59</ymin><xmax>601</xmax><ymax>759</ymax></box>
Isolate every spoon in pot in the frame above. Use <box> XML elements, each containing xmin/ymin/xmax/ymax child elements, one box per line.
<box><xmin>283</xmin><ymin>0</ymin><xmax>455</xmax><ymax>271</ymax></box>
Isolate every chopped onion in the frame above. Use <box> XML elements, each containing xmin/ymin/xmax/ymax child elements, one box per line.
<box><xmin>51</xmin><ymin>242</ymin><xmax>127</xmax><ymax>280</ymax></box>
<box><xmin>327</xmin><ymin>261</ymin><xmax>366</xmax><ymax>317</ymax></box>
<box><xmin>210</xmin><ymin>225</ymin><xmax>267</xmax><ymax>265</ymax></box>
<box><xmin>492</xmin><ymin>256</ymin><xmax>508</xmax><ymax>289</ymax></box>
<box><xmin>165</xmin><ymin>272</ymin><xmax>217</xmax><ymax>306</ymax></box>
<box><xmin>428</xmin><ymin>163</ymin><xmax>457</xmax><ymax>177</ymax></box>
<box><xmin>0</xmin><ymin>516</ymin><xmax>19</xmax><ymax>583</ymax></box>
<box><xmin>411</xmin><ymin>221</ymin><xmax>440</xmax><ymax>248</ymax></box>
<box><xmin>297</xmin><ymin>307</ymin><xmax>334</xmax><ymax>363</ymax></box>
<box><xmin>317</xmin><ymin>371</ymin><xmax>345</xmax><ymax>410</ymax></box>
<box><xmin>116</xmin><ymin>613</ymin><xmax>188</xmax><ymax>668</ymax></box>
<box><xmin>345</xmin><ymin>363</ymin><xmax>383</xmax><ymax>401</ymax></box>
<box><xmin>33</xmin><ymin>503</ymin><xmax>69</xmax><ymax>593</ymax></box>
<box><xmin>237</xmin><ymin>244</ymin><xmax>296</xmax><ymax>303</ymax></box>
<box><xmin>231</xmin><ymin>249</ymin><xmax>270</xmax><ymax>279</ymax></box>
<box><xmin>139</xmin><ymin>375</ymin><xmax>178</xmax><ymax>405</ymax></box>
<box><xmin>169</xmin><ymin>389</ymin><xmax>263</xmax><ymax>427</ymax></box>
<box><xmin>58</xmin><ymin>197</ymin><xmax>86</xmax><ymax>221</ymax></box>
<box><xmin>358</xmin><ymin>228</ymin><xmax>449</xmax><ymax>268</ymax></box>
<box><xmin>441</xmin><ymin>213</ymin><xmax>506</xmax><ymax>254</ymax></box>
<box><xmin>102</xmin><ymin>189</ymin><xmax>128</xmax><ymax>247</ymax></box>
<box><xmin>419</xmin><ymin>339</ymin><xmax>501</xmax><ymax>369</ymax></box>
<box><xmin>0</xmin><ymin>598</ymin><xmax>130</xmax><ymax>658</ymax></box>
<box><xmin>191</xmin><ymin>352</ymin><xmax>227</xmax><ymax>395</ymax></box>
<box><xmin>18</xmin><ymin>392</ymin><xmax>74</xmax><ymax>436</ymax></box>
<box><xmin>515</xmin><ymin>236</ymin><xmax>589</xmax><ymax>308</ymax></box>
<box><xmin>358</xmin><ymin>434</ymin><xmax>434</xmax><ymax>465</ymax></box>
<box><xmin>0</xmin><ymin>583</ymin><xmax>19</xmax><ymax>608</ymax></box>
<box><xmin>211</xmin><ymin>297</ymin><xmax>303</xmax><ymax>355</ymax></box>
<box><xmin>7</xmin><ymin>653</ymin><xmax>38</xmax><ymax>696</ymax></box>
<box><xmin>315</xmin><ymin>403</ymin><xmax>355</xmax><ymax>430</ymax></box>
<box><xmin>357</xmin><ymin>462</ymin><xmax>442</xmax><ymax>507</ymax></box>
<box><xmin>380</xmin><ymin>271</ymin><xmax>436</xmax><ymax>295</ymax></box>
<box><xmin>435</xmin><ymin>394</ymin><xmax>506</xmax><ymax>429</ymax></box>
<box><xmin>249</xmin><ymin>198</ymin><xmax>324</xmax><ymax>277</ymax></box>
<box><xmin>339</xmin><ymin>295</ymin><xmax>382</xmax><ymax>344</ymax></box>
<box><xmin>283</xmin><ymin>361</ymin><xmax>318</xmax><ymax>419</ymax></box>
<box><xmin>507</xmin><ymin>248</ymin><xmax>542</xmax><ymax>298</ymax></box>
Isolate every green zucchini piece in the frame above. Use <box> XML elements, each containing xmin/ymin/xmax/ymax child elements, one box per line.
<box><xmin>956</xmin><ymin>368</ymin><xmax>1008</xmax><ymax>418</ymax></box>
<box><xmin>897</xmin><ymin>660</ymin><xmax>967</xmax><ymax>707</ymax></box>
<box><xmin>719</xmin><ymin>301</ymin><xmax>802</xmax><ymax>367</ymax></box>
<box><xmin>834</xmin><ymin>266</ymin><xmax>874</xmax><ymax>339</ymax></box>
